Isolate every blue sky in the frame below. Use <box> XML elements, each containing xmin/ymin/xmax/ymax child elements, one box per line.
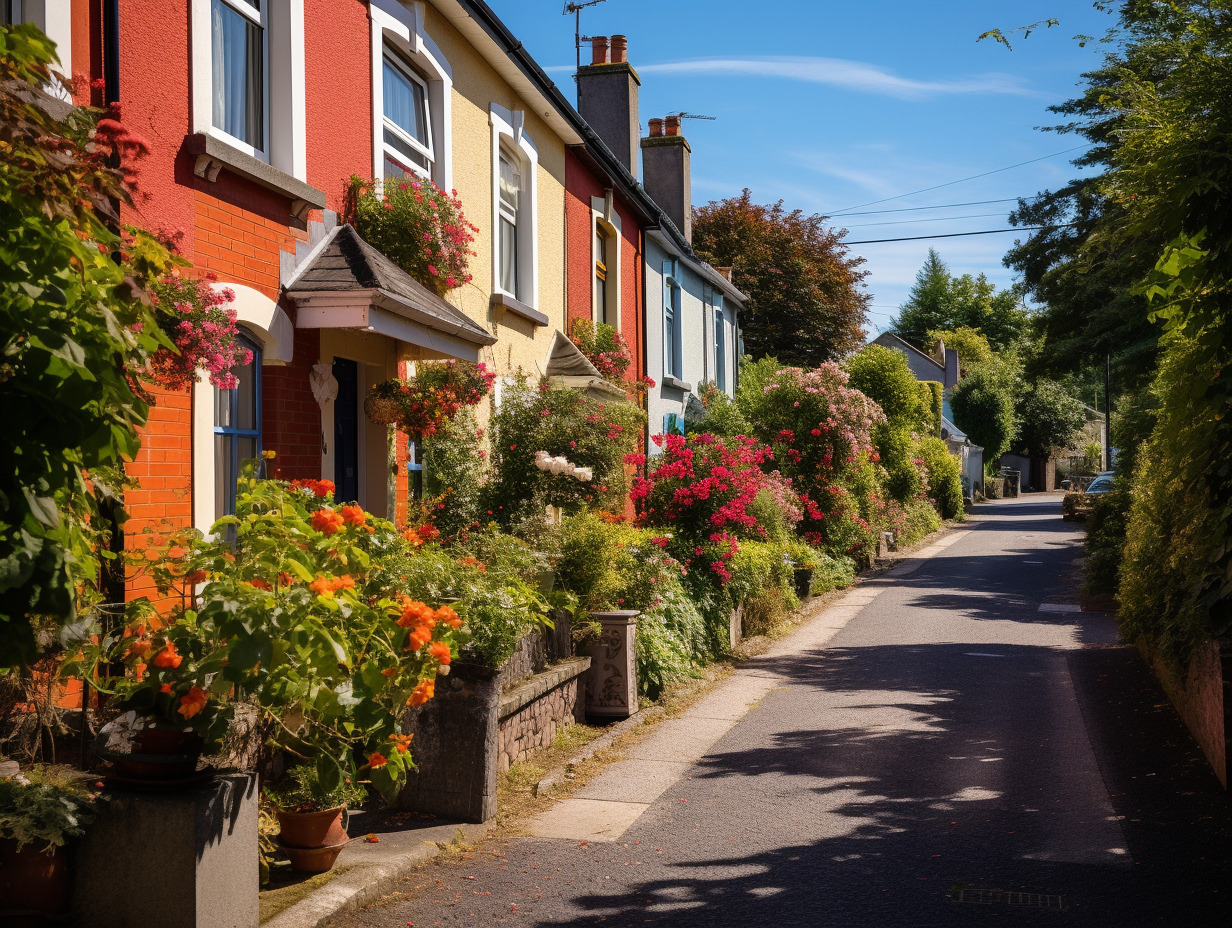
<box><xmin>494</xmin><ymin>0</ymin><xmax>1115</xmax><ymax>335</ymax></box>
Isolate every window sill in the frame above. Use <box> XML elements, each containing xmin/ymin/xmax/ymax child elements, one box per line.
<box><xmin>662</xmin><ymin>375</ymin><xmax>692</xmax><ymax>392</ymax></box>
<box><xmin>187</xmin><ymin>133</ymin><xmax>327</xmax><ymax>221</ymax></box>
<box><xmin>490</xmin><ymin>291</ymin><xmax>548</xmax><ymax>327</ymax></box>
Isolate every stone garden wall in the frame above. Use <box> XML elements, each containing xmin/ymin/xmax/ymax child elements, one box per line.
<box><xmin>1152</xmin><ymin>639</ymin><xmax>1231</xmax><ymax>788</ymax></box>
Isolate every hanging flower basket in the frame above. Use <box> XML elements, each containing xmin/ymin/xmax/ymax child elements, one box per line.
<box><xmin>364</xmin><ymin>362</ymin><xmax>496</xmax><ymax>436</ymax></box>
<box><xmin>364</xmin><ymin>390</ymin><xmax>406</xmax><ymax>426</ymax></box>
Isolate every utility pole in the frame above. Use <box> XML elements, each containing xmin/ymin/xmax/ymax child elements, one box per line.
<box><xmin>1104</xmin><ymin>353</ymin><xmax>1112</xmax><ymax>471</ymax></box>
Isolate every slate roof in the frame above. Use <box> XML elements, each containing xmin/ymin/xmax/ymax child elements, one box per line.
<box><xmin>285</xmin><ymin>224</ymin><xmax>495</xmax><ymax>346</ymax></box>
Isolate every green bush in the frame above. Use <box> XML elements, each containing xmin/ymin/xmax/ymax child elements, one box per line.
<box><xmin>635</xmin><ymin>574</ymin><xmax>708</xmax><ymax>699</ymax></box>
<box><xmin>846</xmin><ymin>345</ymin><xmax>930</xmax><ymax>431</ymax></box>
<box><xmin>486</xmin><ymin>377</ymin><xmax>644</xmax><ymax>530</ymax></box>
<box><xmin>1084</xmin><ymin>491</ymin><xmax>1129</xmax><ymax>596</ymax></box>
<box><xmin>727</xmin><ymin>540</ymin><xmax>797</xmax><ymax>637</ymax></box>
<box><xmin>685</xmin><ymin>381</ymin><xmax>751</xmax><ymax>437</ymax></box>
<box><xmin>916</xmin><ymin>436</ymin><xmax>965</xmax><ymax>519</ymax></box>
<box><xmin>922</xmin><ymin>381</ymin><xmax>943</xmax><ymax>436</ymax></box>
<box><xmin>810</xmin><ymin>554</ymin><xmax>856</xmax><ymax>596</ymax></box>
<box><xmin>876</xmin><ymin>423</ymin><xmax>925</xmax><ymax>503</ymax></box>
<box><xmin>422</xmin><ymin>408</ymin><xmax>486</xmax><ymax>538</ymax></box>
<box><xmin>950</xmin><ymin>365</ymin><xmax>1017</xmax><ymax>460</ymax></box>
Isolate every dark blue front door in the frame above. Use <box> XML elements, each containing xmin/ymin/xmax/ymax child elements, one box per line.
<box><xmin>333</xmin><ymin>358</ymin><xmax>359</xmax><ymax>504</ymax></box>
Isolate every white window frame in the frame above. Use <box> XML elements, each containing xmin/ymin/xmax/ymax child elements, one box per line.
<box><xmin>370</xmin><ymin>0</ymin><xmax>453</xmax><ymax>192</ymax></box>
<box><xmin>190</xmin><ymin>0</ymin><xmax>305</xmax><ymax>178</ymax></box>
<box><xmin>380</xmin><ymin>51</ymin><xmax>434</xmax><ymax>180</ymax></box>
<box><xmin>590</xmin><ymin>193</ymin><xmax>621</xmax><ymax>329</ymax></box>
<box><xmin>663</xmin><ymin>258</ymin><xmax>682</xmax><ymax>380</ymax></box>
<box><xmin>713</xmin><ymin>294</ymin><xmax>728</xmax><ymax>394</ymax></box>
<box><xmin>10</xmin><ymin>2</ymin><xmax>73</xmax><ymax>94</ymax></box>
<box><xmin>490</xmin><ymin>103</ymin><xmax>539</xmax><ymax>309</ymax></box>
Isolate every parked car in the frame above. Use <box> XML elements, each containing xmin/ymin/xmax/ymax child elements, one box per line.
<box><xmin>1084</xmin><ymin>475</ymin><xmax>1116</xmax><ymax>495</ymax></box>
<box><xmin>1062</xmin><ymin>474</ymin><xmax>1118</xmax><ymax>520</ymax></box>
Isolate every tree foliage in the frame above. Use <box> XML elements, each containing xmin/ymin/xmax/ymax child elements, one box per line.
<box><xmin>1012</xmin><ymin>378</ymin><xmax>1086</xmax><ymax>456</ymax></box>
<box><xmin>0</xmin><ymin>26</ymin><xmax>170</xmax><ymax>665</ymax></box>
<box><xmin>692</xmin><ymin>190</ymin><xmax>870</xmax><ymax>365</ymax></box>
<box><xmin>950</xmin><ymin>364</ymin><xmax>1017</xmax><ymax>462</ymax></box>
<box><xmin>891</xmin><ymin>249</ymin><xmax>1029</xmax><ymax>351</ymax></box>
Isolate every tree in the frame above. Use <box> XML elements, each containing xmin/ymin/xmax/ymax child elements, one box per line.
<box><xmin>692</xmin><ymin>190</ymin><xmax>870</xmax><ymax>365</ymax></box>
<box><xmin>926</xmin><ymin>326</ymin><xmax>993</xmax><ymax>373</ymax></box>
<box><xmin>891</xmin><ymin>249</ymin><xmax>1029</xmax><ymax>351</ymax></box>
<box><xmin>1012</xmin><ymin>379</ymin><xmax>1085</xmax><ymax>457</ymax></box>
<box><xmin>950</xmin><ymin>365</ymin><xmax>1017</xmax><ymax>462</ymax></box>
<box><xmin>0</xmin><ymin>25</ymin><xmax>168</xmax><ymax>665</ymax></box>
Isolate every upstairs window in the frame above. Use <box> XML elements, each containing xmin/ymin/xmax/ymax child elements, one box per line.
<box><xmin>382</xmin><ymin>52</ymin><xmax>433</xmax><ymax>180</ymax></box>
<box><xmin>497</xmin><ymin>148</ymin><xmax>521</xmax><ymax>297</ymax></box>
<box><xmin>663</xmin><ymin>259</ymin><xmax>682</xmax><ymax>379</ymax></box>
<box><xmin>211</xmin><ymin>0</ymin><xmax>267</xmax><ymax>154</ymax></box>
<box><xmin>594</xmin><ymin>225</ymin><xmax>610</xmax><ymax>325</ymax></box>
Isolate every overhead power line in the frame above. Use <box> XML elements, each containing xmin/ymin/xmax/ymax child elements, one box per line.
<box><xmin>833</xmin><ymin>196</ymin><xmax>1041</xmax><ymax>218</ymax></box>
<box><xmin>844</xmin><ymin>223</ymin><xmax>1077</xmax><ymax>245</ymax></box>
<box><xmin>829</xmin><ymin>146</ymin><xmax>1088</xmax><ymax>216</ymax></box>
<box><xmin>844</xmin><ymin>211</ymin><xmax>1009</xmax><ymax>229</ymax></box>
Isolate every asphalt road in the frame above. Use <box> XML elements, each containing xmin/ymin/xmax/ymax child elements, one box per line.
<box><xmin>339</xmin><ymin>495</ymin><xmax>1232</xmax><ymax>927</ymax></box>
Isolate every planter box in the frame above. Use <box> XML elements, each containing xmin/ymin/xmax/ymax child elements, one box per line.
<box><xmin>71</xmin><ymin>773</ymin><xmax>258</xmax><ymax>928</ymax></box>
<box><xmin>1151</xmin><ymin>639</ymin><xmax>1232</xmax><ymax>789</ymax></box>
<box><xmin>585</xmin><ymin>610</ymin><xmax>639</xmax><ymax>720</ymax></box>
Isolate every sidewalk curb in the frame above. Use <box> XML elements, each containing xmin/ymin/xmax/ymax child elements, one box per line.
<box><xmin>262</xmin><ymin>821</ymin><xmax>490</xmax><ymax>928</ymax></box>
<box><xmin>533</xmin><ymin>705</ymin><xmax>667</xmax><ymax>796</ymax></box>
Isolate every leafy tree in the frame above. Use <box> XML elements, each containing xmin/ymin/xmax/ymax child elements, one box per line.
<box><xmin>692</xmin><ymin>190</ymin><xmax>870</xmax><ymax>365</ymax></box>
<box><xmin>926</xmin><ymin>326</ymin><xmax>993</xmax><ymax>373</ymax></box>
<box><xmin>845</xmin><ymin>345</ymin><xmax>931</xmax><ymax>432</ymax></box>
<box><xmin>0</xmin><ymin>26</ymin><xmax>170</xmax><ymax>665</ymax></box>
<box><xmin>950</xmin><ymin>364</ymin><xmax>1017</xmax><ymax>462</ymax></box>
<box><xmin>1012</xmin><ymin>379</ymin><xmax>1085</xmax><ymax>457</ymax></box>
<box><xmin>891</xmin><ymin>249</ymin><xmax>1029</xmax><ymax>351</ymax></box>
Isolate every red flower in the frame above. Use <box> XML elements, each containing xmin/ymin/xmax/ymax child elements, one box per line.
<box><xmin>177</xmin><ymin>685</ymin><xmax>208</xmax><ymax>720</ymax></box>
<box><xmin>153</xmin><ymin>642</ymin><xmax>182</xmax><ymax>669</ymax></box>
<box><xmin>340</xmin><ymin>505</ymin><xmax>366</xmax><ymax>526</ymax></box>
<box><xmin>368</xmin><ymin>751</ymin><xmax>388</xmax><ymax>767</ymax></box>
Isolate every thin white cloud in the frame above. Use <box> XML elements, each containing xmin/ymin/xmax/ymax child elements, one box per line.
<box><xmin>635</xmin><ymin>56</ymin><xmax>1033</xmax><ymax>100</ymax></box>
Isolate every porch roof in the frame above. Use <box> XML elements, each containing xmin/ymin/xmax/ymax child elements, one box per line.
<box><xmin>285</xmin><ymin>225</ymin><xmax>495</xmax><ymax>358</ymax></box>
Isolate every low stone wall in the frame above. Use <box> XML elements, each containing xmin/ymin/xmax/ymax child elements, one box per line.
<box><xmin>496</xmin><ymin>657</ymin><xmax>590</xmax><ymax>774</ymax></box>
<box><xmin>1152</xmin><ymin>639</ymin><xmax>1231</xmax><ymax>788</ymax></box>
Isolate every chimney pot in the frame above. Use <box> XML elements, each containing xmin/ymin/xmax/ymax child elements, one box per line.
<box><xmin>664</xmin><ymin>115</ymin><xmax>681</xmax><ymax>136</ymax></box>
<box><xmin>648</xmin><ymin>117</ymin><xmax>663</xmax><ymax>138</ymax></box>
<box><xmin>610</xmin><ymin>35</ymin><xmax>627</xmax><ymax>63</ymax></box>
<box><xmin>590</xmin><ymin>36</ymin><xmax>610</xmax><ymax>65</ymax></box>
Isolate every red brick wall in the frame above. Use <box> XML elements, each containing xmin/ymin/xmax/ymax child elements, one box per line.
<box><xmin>564</xmin><ymin>150</ymin><xmax>645</xmax><ymax>386</ymax></box>
<box><xmin>264</xmin><ymin>326</ymin><xmax>324</xmax><ymax>482</ymax></box>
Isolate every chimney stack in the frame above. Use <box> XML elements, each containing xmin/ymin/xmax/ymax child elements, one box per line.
<box><xmin>641</xmin><ymin>114</ymin><xmax>692</xmax><ymax>243</ymax></box>
<box><xmin>576</xmin><ymin>35</ymin><xmax>641</xmax><ymax>178</ymax></box>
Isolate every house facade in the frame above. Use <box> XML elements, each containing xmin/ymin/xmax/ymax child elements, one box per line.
<box><xmin>39</xmin><ymin>0</ymin><xmax>597</xmax><ymax>603</ymax></box>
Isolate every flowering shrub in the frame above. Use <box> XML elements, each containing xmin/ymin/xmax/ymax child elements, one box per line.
<box><xmin>345</xmin><ymin>174</ymin><xmax>476</xmax><ymax>295</ymax></box>
<box><xmin>73</xmin><ymin>465</ymin><xmax>467</xmax><ymax>801</ymax></box>
<box><xmin>570</xmin><ymin>319</ymin><xmax>633</xmax><ymax>380</ymax></box>
<box><xmin>684</xmin><ymin>380</ymin><xmax>751</xmax><ymax>437</ymax></box>
<box><xmin>422</xmin><ymin>408</ymin><xmax>487</xmax><ymax>538</ymax></box>
<box><xmin>366</xmin><ymin>361</ymin><xmax>495</xmax><ymax>437</ymax></box>
<box><xmin>146</xmin><ymin>273</ymin><xmax>251</xmax><ymax>391</ymax></box>
<box><xmin>628</xmin><ymin>432</ymin><xmax>774</xmax><ymax>583</ymax></box>
<box><xmin>486</xmin><ymin>377</ymin><xmax>644</xmax><ymax>528</ymax></box>
<box><xmin>736</xmin><ymin>357</ymin><xmax>884</xmax><ymax>553</ymax></box>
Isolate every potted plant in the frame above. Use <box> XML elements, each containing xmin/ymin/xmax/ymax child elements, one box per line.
<box><xmin>266</xmin><ymin>764</ymin><xmax>367</xmax><ymax>873</ymax></box>
<box><xmin>0</xmin><ymin>764</ymin><xmax>103</xmax><ymax>923</ymax></box>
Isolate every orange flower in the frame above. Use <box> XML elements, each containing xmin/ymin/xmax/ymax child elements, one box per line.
<box><xmin>134</xmin><ymin>662</ymin><xmax>147</xmax><ymax>681</ymax></box>
<box><xmin>278</xmin><ymin>572</ymin><xmax>294</xmax><ymax>586</ymax></box>
<box><xmin>185</xmin><ymin>569</ymin><xmax>209</xmax><ymax>585</ymax></box>
<box><xmin>247</xmin><ymin>578</ymin><xmax>272</xmax><ymax>591</ymax></box>
<box><xmin>311</xmin><ymin>508</ymin><xmax>345</xmax><ymax>535</ymax></box>
<box><xmin>397</xmin><ymin>599</ymin><xmax>436</xmax><ymax>628</ymax></box>
<box><xmin>406</xmin><ymin>679</ymin><xmax>435</xmax><ymax>707</ymax></box>
<box><xmin>392</xmin><ymin>733</ymin><xmax>413</xmax><ymax>754</ymax></box>
<box><xmin>127</xmin><ymin>638</ymin><xmax>153</xmax><ymax>659</ymax></box>
<box><xmin>177</xmin><ymin>685</ymin><xmax>208</xmax><ymax>720</ymax></box>
<box><xmin>152</xmin><ymin>642</ymin><xmax>182</xmax><ymax>669</ymax></box>
<box><xmin>417</xmin><ymin>524</ymin><xmax>440</xmax><ymax>542</ymax></box>
<box><xmin>381</xmin><ymin>667</ymin><xmax>399</xmax><ymax>678</ymax></box>
<box><xmin>336</xmin><ymin>575</ymin><xmax>355</xmax><ymax>590</ymax></box>
<box><xmin>434</xmin><ymin>605</ymin><xmax>462</xmax><ymax>628</ymax></box>
<box><xmin>340</xmin><ymin>505</ymin><xmax>366</xmax><ymax>526</ymax></box>
<box><xmin>309</xmin><ymin>576</ymin><xmax>335</xmax><ymax>597</ymax></box>
<box><xmin>429</xmin><ymin>641</ymin><xmax>451</xmax><ymax>665</ymax></box>
<box><xmin>368</xmin><ymin>751</ymin><xmax>388</xmax><ymax>768</ymax></box>
<box><xmin>458</xmin><ymin>556</ymin><xmax>486</xmax><ymax>572</ymax></box>
<box><xmin>402</xmin><ymin>529</ymin><xmax>423</xmax><ymax>547</ymax></box>
<box><xmin>406</xmin><ymin>625</ymin><xmax>432</xmax><ymax>651</ymax></box>
<box><xmin>160</xmin><ymin>683</ymin><xmax>173</xmax><ymax>694</ymax></box>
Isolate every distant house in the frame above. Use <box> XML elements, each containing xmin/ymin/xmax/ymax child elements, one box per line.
<box><xmin>870</xmin><ymin>331</ymin><xmax>983</xmax><ymax>496</ymax></box>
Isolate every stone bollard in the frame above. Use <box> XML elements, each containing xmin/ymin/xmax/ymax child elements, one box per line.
<box><xmin>71</xmin><ymin>773</ymin><xmax>258</xmax><ymax>928</ymax></box>
<box><xmin>585</xmin><ymin>610</ymin><xmax>639</xmax><ymax>719</ymax></box>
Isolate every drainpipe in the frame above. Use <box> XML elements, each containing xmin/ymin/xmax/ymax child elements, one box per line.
<box><xmin>103</xmin><ymin>0</ymin><xmax>120</xmax><ymax>105</ymax></box>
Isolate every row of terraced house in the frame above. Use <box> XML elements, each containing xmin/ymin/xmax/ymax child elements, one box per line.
<box><xmin>12</xmin><ymin>0</ymin><xmax>746</xmax><ymax>602</ymax></box>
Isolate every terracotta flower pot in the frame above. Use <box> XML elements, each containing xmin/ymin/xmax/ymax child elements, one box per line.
<box><xmin>276</xmin><ymin>805</ymin><xmax>348</xmax><ymax>849</ymax></box>
<box><xmin>281</xmin><ymin>839</ymin><xmax>349</xmax><ymax>873</ymax></box>
<box><xmin>0</xmin><ymin>839</ymin><xmax>70</xmax><ymax>924</ymax></box>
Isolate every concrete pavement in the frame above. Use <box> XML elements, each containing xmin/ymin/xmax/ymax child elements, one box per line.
<box><xmin>331</xmin><ymin>495</ymin><xmax>1232</xmax><ymax>927</ymax></box>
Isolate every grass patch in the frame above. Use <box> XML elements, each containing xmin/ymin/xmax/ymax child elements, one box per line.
<box><xmin>259</xmin><ymin>865</ymin><xmax>352</xmax><ymax>923</ymax></box>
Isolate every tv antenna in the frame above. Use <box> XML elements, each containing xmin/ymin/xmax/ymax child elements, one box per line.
<box><xmin>564</xmin><ymin>0</ymin><xmax>607</xmax><ymax>85</ymax></box>
<box><xmin>669</xmin><ymin>112</ymin><xmax>717</xmax><ymax>121</ymax></box>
